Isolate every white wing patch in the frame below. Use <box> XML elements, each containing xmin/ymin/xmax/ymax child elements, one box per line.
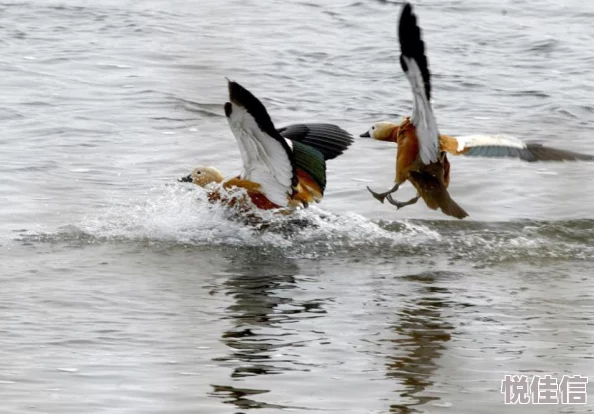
<box><xmin>226</xmin><ymin>104</ymin><xmax>293</xmax><ymax>207</ymax></box>
<box><xmin>403</xmin><ymin>56</ymin><xmax>439</xmax><ymax>165</ymax></box>
<box><xmin>455</xmin><ymin>134</ymin><xmax>527</xmax><ymax>152</ymax></box>
<box><xmin>284</xmin><ymin>138</ymin><xmax>293</xmax><ymax>150</ymax></box>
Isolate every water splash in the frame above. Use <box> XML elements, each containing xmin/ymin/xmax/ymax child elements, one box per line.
<box><xmin>9</xmin><ymin>184</ymin><xmax>594</xmax><ymax>263</ymax></box>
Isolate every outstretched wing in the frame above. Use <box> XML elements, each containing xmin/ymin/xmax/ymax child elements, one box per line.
<box><xmin>225</xmin><ymin>80</ymin><xmax>297</xmax><ymax>207</ymax></box>
<box><xmin>399</xmin><ymin>3</ymin><xmax>439</xmax><ymax>165</ymax></box>
<box><xmin>440</xmin><ymin>134</ymin><xmax>594</xmax><ymax>162</ymax></box>
<box><xmin>277</xmin><ymin>123</ymin><xmax>354</xmax><ymax>160</ymax></box>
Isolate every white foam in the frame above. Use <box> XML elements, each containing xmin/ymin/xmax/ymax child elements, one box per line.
<box><xmin>75</xmin><ymin>184</ymin><xmax>436</xmax><ymax>253</ymax></box>
<box><xmin>79</xmin><ymin>185</ymin><xmax>263</xmax><ymax>246</ymax></box>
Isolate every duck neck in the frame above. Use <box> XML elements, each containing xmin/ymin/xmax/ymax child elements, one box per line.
<box><xmin>386</xmin><ymin>122</ymin><xmax>402</xmax><ymax>143</ymax></box>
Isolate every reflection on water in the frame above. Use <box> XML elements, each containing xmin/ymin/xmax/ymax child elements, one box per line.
<box><xmin>210</xmin><ymin>251</ymin><xmax>326</xmax><ymax>411</ymax></box>
<box><xmin>387</xmin><ymin>272</ymin><xmax>455</xmax><ymax>413</ymax></box>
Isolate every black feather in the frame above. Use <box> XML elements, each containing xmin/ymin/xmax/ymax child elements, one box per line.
<box><xmin>463</xmin><ymin>143</ymin><xmax>594</xmax><ymax>162</ymax></box>
<box><xmin>277</xmin><ymin>123</ymin><xmax>354</xmax><ymax>160</ymax></box>
<box><xmin>525</xmin><ymin>143</ymin><xmax>594</xmax><ymax>161</ymax></box>
<box><xmin>399</xmin><ymin>3</ymin><xmax>431</xmax><ymax>102</ymax></box>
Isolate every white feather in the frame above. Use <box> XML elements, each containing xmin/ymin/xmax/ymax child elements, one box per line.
<box><xmin>455</xmin><ymin>134</ymin><xmax>527</xmax><ymax>152</ymax></box>
<box><xmin>226</xmin><ymin>104</ymin><xmax>293</xmax><ymax>207</ymax></box>
<box><xmin>403</xmin><ymin>56</ymin><xmax>439</xmax><ymax>165</ymax></box>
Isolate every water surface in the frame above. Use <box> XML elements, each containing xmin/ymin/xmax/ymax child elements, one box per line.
<box><xmin>2</xmin><ymin>0</ymin><xmax>594</xmax><ymax>412</ymax></box>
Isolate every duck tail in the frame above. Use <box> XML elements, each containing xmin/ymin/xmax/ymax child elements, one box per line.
<box><xmin>438</xmin><ymin>190</ymin><xmax>468</xmax><ymax>220</ymax></box>
<box><xmin>409</xmin><ymin>170</ymin><xmax>469</xmax><ymax>219</ymax></box>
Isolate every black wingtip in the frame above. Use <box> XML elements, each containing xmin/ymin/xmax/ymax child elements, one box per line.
<box><xmin>401</xmin><ymin>3</ymin><xmax>413</xmax><ymax>21</ymax></box>
<box><xmin>398</xmin><ymin>2</ymin><xmax>431</xmax><ymax>102</ymax></box>
<box><xmin>398</xmin><ymin>3</ymin><xmax>417</xmax><ymax>56</ymax></box>
<box><xmin>226</xmin><ymin>80</ymin><xmax>280</xmax><ymax>138</ymax></box>
<box><xmin>277</xmin><ymin>123</ymin><xmax>354</xmax><ymax>161</ymax></box>
<box><xmin>224</xmin><ymin>102</ymin><xmax>232</xmax><ymax>117</ymax></box>
<box><xmin>227</xmin><ymin>80</ymin><xmax>247</xmax><ymax>107</ymax></box>
<box><xmin>227</xmin><ymin>79</ymin><xmax>258</xmax><ymax>111</ymax></box>
<box><xmin>525</xmin><ymin>143</ymin><xmax>594</xmax><ymax>162</ymax></box>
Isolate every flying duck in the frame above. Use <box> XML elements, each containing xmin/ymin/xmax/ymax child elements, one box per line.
<box><xmin>180</xmin><ymin>80</ymin><xmax>353</xmax><ymax>211</ymax></box>
<box><xmin>361</xmin><ymin>3</ymin><xmax>594</xmax><ymax>219</ymax></box>
<box><xmin>360</xmin><ymin>3</ymin><xmax>468</xmax><ymax>219</ymax></box>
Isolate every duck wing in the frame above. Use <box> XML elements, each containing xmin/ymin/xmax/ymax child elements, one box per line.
<box><xmin>399</xmin><ymin>3</ymin><xmax>439</xmax><ymax>165</ymax></box>
<box><xmin>440</xmin><ymin>134</ymin><xmax>594</xmax><ymax>162</ymax></box>
<box><xmin>225</xmin><ymin>81</ymin><xmax>297</xmax><ymax>207</ymax></box>
<box><xmin>277</xmin><ymin>123</ymin><xmax>354</xmax><ymax>161</ymax></box>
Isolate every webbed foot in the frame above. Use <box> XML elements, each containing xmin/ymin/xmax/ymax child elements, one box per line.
<box><xmin>366</xmin><ymin>183</ymin><xmax>400</xmax><ymax>203</ymax></box>
<box><xmin>386</xmin><ymin>194</ymin><xmax>420</xmax><ymax>210</ymax></box>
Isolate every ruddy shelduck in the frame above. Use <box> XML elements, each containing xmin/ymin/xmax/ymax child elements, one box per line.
<box><xmin>179</xmin><ymin>80</ymin><xmax>353</xmax><ymax>211</ymax></box>
<box><xmin>362</xmin><ymin>3</ymin><xmax>594</xmax><ymax>219</ymax></box>
<box><xmin>361</xmin><ymin>3</ymin><xmax>468</xmax><ymax>219</ymax></box>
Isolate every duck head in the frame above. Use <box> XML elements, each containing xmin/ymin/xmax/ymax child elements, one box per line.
<box><xmin>360</xmin><ymin>122</ymin><xmax>399</xmax><ymax>142</ymax></box>
<box><xmin>179</xmin><ymin>166</ymin><xmax>224</xmax><ymax>187</ymax></box>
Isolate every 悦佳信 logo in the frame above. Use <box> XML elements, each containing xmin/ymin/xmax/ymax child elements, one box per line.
<box><xmin>501</xmin><ymin>375</ymin><xmax>588</xmax><ymax>404</ymax></box>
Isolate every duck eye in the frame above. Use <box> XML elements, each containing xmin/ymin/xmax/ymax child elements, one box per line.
<box><xmin>372</xmin><ymin>126</ymin><xmax>375</xmax><ymax>130</ymax></box>
<box><xmin>196</xmin><ymin>171</ymin><xmax>201</xmax><ymax>175</ymax></box>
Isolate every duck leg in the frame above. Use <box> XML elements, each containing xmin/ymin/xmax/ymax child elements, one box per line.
<box><xmin>367</xmin><ymin>183</ymin><xmax>400</xmax><ymax>203</ymax></box>
<box><xmin>386</xmin><ymin>194</ymin><xmax>420</xmax><ymax>210</ymax></box>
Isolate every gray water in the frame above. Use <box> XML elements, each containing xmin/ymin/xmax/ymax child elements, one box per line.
<box><xmin>2</xmin><ymin>0</ymin><xmax>594</xmax><ymax>413</ymax></box>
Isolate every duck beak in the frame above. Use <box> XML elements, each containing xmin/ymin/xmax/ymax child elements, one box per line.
<box><xmin>178</xmin><ymin>175</ymin><xmax>193</xmax><ymax>183</ymax></box>
<box><xmin>360</xmin><ymin>131</ymin><xmax>371</xmax><ymax>138</ymax></box>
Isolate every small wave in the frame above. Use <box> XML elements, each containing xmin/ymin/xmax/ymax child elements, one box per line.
<box><xmin>509</xmin><ymin>90</ymin><xmax>550</xmax><ymax>99</ymax></box>
<box><xmin>178</xmin><ymin>100</ymin><xmax>223</xmax><ymax>118</ymax></box>
<box><xmin>525</xmin><ymin>39</ymin><xmax>558</xmax><ymax>54</ymax></box>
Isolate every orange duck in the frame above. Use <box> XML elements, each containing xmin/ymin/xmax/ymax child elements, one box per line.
<box><xmin>361</xmin><ymin>3</ymin><xmax>594</xmax><ymax>219</ymax></box>
<box><xmin>179</xmin><ymin>80</ymin><xmax>353</xmax><ymax>211</ymax></box>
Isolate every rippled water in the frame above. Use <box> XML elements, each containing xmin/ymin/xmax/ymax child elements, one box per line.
<box><xmin>2</xmin><ymin>0</ymin><xmax>594</xmax><ymax>412</ymax></box>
